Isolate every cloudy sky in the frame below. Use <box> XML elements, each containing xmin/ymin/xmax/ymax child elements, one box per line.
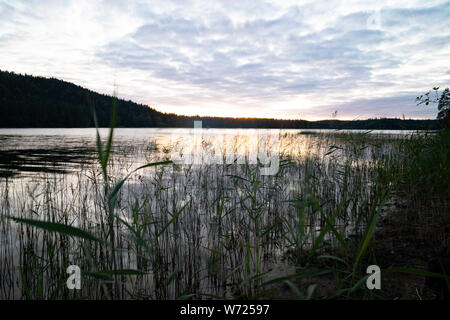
<box><xmin>1</xmin><ymin>0</ymin><xmax>449</xmax><ymax>120</ymax></box>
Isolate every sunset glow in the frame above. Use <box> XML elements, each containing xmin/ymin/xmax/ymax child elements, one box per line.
<box><xmin>1</xmin><ymin>0</ymin><xmax>449</xmax><ymax>119</ymax></box>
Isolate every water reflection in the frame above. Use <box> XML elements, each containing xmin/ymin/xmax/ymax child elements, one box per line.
<box><xmin>0</xmin><ymin>128</ymin><xmax>413</xmax><ymax>179</ymax></box>
<box><xmin>0</xmin><ymin>147</ymin><xmax>97</xmax><ymax>178</ymax></box>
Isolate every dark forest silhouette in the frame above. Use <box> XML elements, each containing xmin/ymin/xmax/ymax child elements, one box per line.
<box><xmin>0</xmin><ymin>70</ymin><xmax>438</xmax><ymax>129</ymax></box>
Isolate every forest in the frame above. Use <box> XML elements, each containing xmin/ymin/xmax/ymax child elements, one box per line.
<box><xmin>0</xmin><ymin>70</ymin><xmax>439</xmax><ymax>129</ymax></box>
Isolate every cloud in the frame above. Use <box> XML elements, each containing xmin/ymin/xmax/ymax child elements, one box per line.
<box><xmin>1</xmin><ymin>0</ymin><xmax>449</xmax><ymax>119</ymax></box>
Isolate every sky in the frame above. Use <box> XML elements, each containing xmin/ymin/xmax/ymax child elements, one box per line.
<box><xmin>0</xmin><ymin>0</ymin><xmax>449</xmax><ymax>120</ymax></box>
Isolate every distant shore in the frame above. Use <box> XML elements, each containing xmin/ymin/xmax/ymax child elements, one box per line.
<box><xmin>0</xmin><ymin>70</ymin><xmax>439</xmax><ymax>130</ymax></box>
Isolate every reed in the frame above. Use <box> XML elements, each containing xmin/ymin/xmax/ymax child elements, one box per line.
<box><xmin>0</xmin><ymin>112</ymin><xmax>448</xmax><ymax>299</ymax></box>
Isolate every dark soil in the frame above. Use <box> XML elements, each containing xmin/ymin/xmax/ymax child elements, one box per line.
<box><xmin>272</xmin><ymin>193</ymin><xmax>450</xmax><ymax>300</ymax></box>
<box><xmin>370</xmin><ymin>194</ymin><xmax>450</xmax><ymax>300</ymax></box>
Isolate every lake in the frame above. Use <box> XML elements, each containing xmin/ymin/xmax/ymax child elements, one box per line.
<box><xmin>0</xmin><ymin>128</ymin><xmax>415</xmax><ymax>178</ymax></box>
<box><xmin>0</xmin><ymin>128</ymin><xmax>416</xmax><ymax>299</ymax></box>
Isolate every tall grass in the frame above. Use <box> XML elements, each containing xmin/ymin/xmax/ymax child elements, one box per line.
<box><xmin>0</xmin><ymin>108</ymin><xmax>448</xmax><ymax>299</ymax></box>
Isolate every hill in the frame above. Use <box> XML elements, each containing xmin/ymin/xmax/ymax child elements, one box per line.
<box><xmin>0</xmin><ymin>70</ymin><xmax>438</xmax><ymax>130</ymax></box>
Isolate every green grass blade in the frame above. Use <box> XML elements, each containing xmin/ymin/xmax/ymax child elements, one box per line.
<box><xmin>7</xmin><ymin>216</ymin><xmax>101</xmax><ymax>242</ymax></box>
<box><xmin>156</xmin><ymin>201</ymin><xmax>188</xmax><ymax>239</ymax></box>
<box><xmin>390</xmin><ymin>267</ymin><xmax>449</xmax><ymax>279</ymax></box>
<box><xmin>317</xmin><ymin>255</ymin><xmax>348</xmax><ymax>265</ymax></box>
<box><xmin>91</xmin><ymin>106</ymin><xmax>105</xmax><ymax>170</ymax></box>
<box><xmin>96</xmin><ymin>269</ymin><xmax>149</xmax><ymax>276</ymax></box>
<box><xmin>132</xmin><ymin>160</ymin><xmax>173</xmax><ymax>173</ymax></box>
<box><xmin>82</xmin><ymin>271</ymin><xmax>114</xmax><ymax>282</ymax></box>
<box><xmin>108</xmin><ymin>160</ymin><xmax>173</xmax><ymax>214</ymax></box>
<box><xmin>261</xmin><ymin>269</ymin><xmax>335</xmax><ymax>287</ymax></box>
<box><xmin>283</xmin><ymin>280</ymin><xmax>305</xmax><ymax>300</ymax></box>
<box><xmin>353</xmin><ymin>194</ymin><xmax>387</xmax><ymax>273</ymax></box>
<box><xmin>102</xmin><ymin>97</ymin><xmax>117</xmax><ymax>170</ymax></box>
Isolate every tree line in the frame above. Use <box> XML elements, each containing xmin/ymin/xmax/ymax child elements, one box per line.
<box><xmin>0</xmin><ymin>70</ymin><xmax>439</xmax><ymax>130</ymax></box>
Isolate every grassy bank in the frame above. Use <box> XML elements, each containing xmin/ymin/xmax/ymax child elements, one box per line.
<box><xmin>293</xmin><ymin>129</ymin><xmax>450</xmax><ymax>300</ymax></box>
<box><xmin>376</xmin><ymin>129</ymin><xmax>450</xmax><ymax>299</ymax></box>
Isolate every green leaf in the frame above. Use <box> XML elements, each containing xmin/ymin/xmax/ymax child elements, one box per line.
<box><xmin>308</xmin><ymin>192</ymin><xmax>349</xmax><ymax>255</ymax></box>
<box><xmin>317</xmin><ymin>255</ymin><xmax>348</xmax><ymax>265</ymax></box>
<box><xmin>90</xmin><ymin>106</ymin><xmax>104</xmax><ymax>164</ymax></box>
<box><xmin>283</xmin><ymin>280</ymin><xmax>305</xmax><ymax>300</ymax></box>
<box><xmin>133</xmin><ymin>160</ymin><xmax>173</xmax><ymax>173</ymax></box>
<box><xmin>390</xmin><ymin>267</ymin><xmax>449</xmax><ymax>279</ymax></box>
<box><xmin>239</xmin><ymin>270</ymin><xmax>272</xmax><ymax>288</ymax></box>
<box><xmin>96</xmin><ymin>269</ymin><xmax>149</xmax><ymax>276</ymax></box>
<box><xmin>7</xmin><ymin>216</ymin><xmax>101</xmax><ymax>242</ymax></box>
<box><xmin>353</xmin><ymin>194</ymin><xmax>387</xmax><ymax>273</ymax></box>
<box><xmin>261</xmin><ymin>269</ymin><xmax>335</xmax><ymax>287</ymax></box>
<box><xmin>156</xmin><ymin>201</ymin><xmax>188</xmax><ymax>239</ymax></box>
<box><xmin>108</xmin><ymin>160</ymin><xmax>173</xmax><ymax>214</ymax></box>
<box><xmin>306</xmin><ymin>283</ymin><xmax>317</xmax><ymax>300</ymax></box>
<box><xmin>225</xmin><ymin>174</ymin><xmax>249</xmax><ymax>182</ymax></box>
<box><xmin>349</xmin><ymin>274</ymin><xmax>370</xmax><ymax>293</ymax></box>
<box><xmin>82</xmin><ymin>271</ymin><xmax>114</xmax><ymax>282</ymax></box>
<box><xmin>102</xmin><ymin>97</ymin><xmax>117</xmax><ymax>170</ymax></box>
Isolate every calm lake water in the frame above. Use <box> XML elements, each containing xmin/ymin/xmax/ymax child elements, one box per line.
<box><xmin>0</xmin><ymin>128</ymin><xmax>416</xmax><ymax>179</ymax></box>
